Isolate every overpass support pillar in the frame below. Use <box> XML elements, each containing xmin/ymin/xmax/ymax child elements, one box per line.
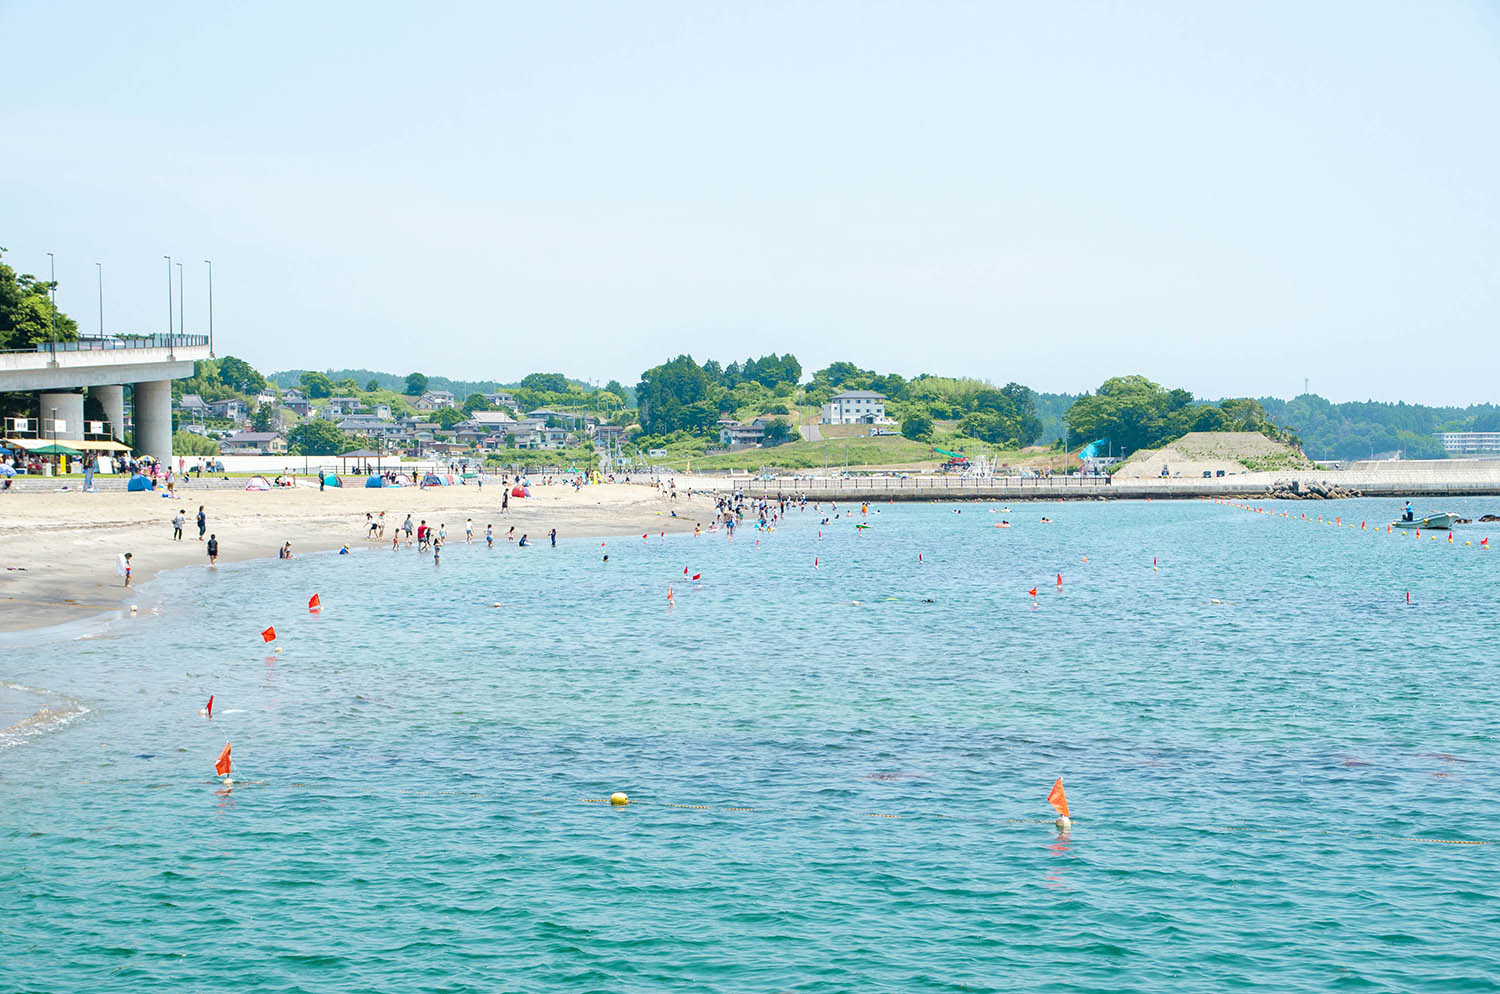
<box><xmin>132</xmin><ymin>380</ymin><xmax>173</xmax><ymax>462</ymax></box>
<box><xmin>91</xmin><ymin>384</ymin><xmax>125</xmax><ymax>442</ymax></box>
<box><xmin>38</xmin><ymin>391</ymin><xmax>84</xmax><ymax>441</ymax></box>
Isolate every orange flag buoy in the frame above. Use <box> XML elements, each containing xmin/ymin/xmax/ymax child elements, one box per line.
<box><xmin>667</xmin><ymin>585</ymin><xmax>674</xmax><ymax>602</ymax></box>
<box><xmin>1048</xmin><ymin>777</ymin><xmax>1069</xmax><ymax>818</ymax></box>
<box><xmin>260</xmin><ymin>626</ymin><xmax>276</xmax><ymax>643</ymax></box>
<box><xmin>308</xmin><ymin>593</ymin><xmax>321</xmax><ymax>611</ymax></box>
<box><xmin>215</xmin><ymin>741</ymin><xmax>232</xmax><ymax>777</ymax></box>
<box><xmin>203</xmin><ymin>695</ymin><xmax>213</xmax><ymax>718</ymax></box>
<box><xmin>1028</xmin><ymin>586</ymin><xmax>1038</xmax><ymax>598</ymax></box>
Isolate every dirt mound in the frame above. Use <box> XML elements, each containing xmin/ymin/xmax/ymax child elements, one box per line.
<box><xmin>1113</xmin><ymin>432</ymin><xmax>1311</xmax><ymax>479</ymax></box>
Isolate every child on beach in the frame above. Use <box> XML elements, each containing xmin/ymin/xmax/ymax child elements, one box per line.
<box><xmin>466</xmin><ymin>519</ymin><xmax>474</xmax><ymax>544</ymax></box>
<box><xmin>392</xmin><ymin>530</ymin><xmax>401</xmax><ymax>551</ymax></box>
<box><xmin>118</xmin><ymin>552</ymin><xmax>132</xmax><ymax>587</ymax></box>
<box><xmin>486</xmin><ymin>524</ymin><xmax>493</xmax><ymax>548</ymax></box>
<box><xmin>207</xmin><ymin>535</ymin><xmax>218</xmax><ymax>565</ymax></box>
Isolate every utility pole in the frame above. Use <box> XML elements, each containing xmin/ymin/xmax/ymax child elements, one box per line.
<box><xmin>96</xmin><ymin>262</ymin><xmax>103</xmax><ymax>337</ymax></box>
<box><xmin>176</xmin><ymin>261</ymin><xmax>184</xmax><ymax>339</ymax></box>
<box><xmin>46</xmin><ymin>252</ymin><xmax>57</xmax><ymax>366</ymax></box>
<box><xmin>203</xmin><ymin>259</ymin><xmax>214</xmax><ymax>356</ymax></box>
<box><xmin>163</xmin><ymin>256</ymin><xmax>174</xmax><ymax>358</ymax></box>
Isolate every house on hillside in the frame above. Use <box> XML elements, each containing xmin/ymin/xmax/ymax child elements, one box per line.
<box><xmin>719</xmin><ymin>420</ymin><xmax>766</xmax><ymax>449</ymax></box>
<box><xmin>592</xmin><ymin>424</ymin><xmax>625</xmax><ymax>447</ymax></box>
<box><xmin>482</xmin><ymin>392</ymin><xmax>518</xmax><ymax>410</ymax></box>
<box><xmin>206</xmin><ymin>398</ymin><xmax>247</xmax><ymax>421</ymax></box>
<box><xmin>527</xmin><ymin>409</ymin><xmax>580</xmax><ymax>428</ymax></box>
<box><xmin>820</xmin><ymin>390</ymin><xmax>887</xmax><ymax>425</ymax></box>
<box><xmin>326</xmin><ymin>396</ymin><xmax>361</xmax><ymax>417</ymax></box>
<box><xmin>416</xmin><ymin>390</ymin><xmax>456</xmax><ymax>411</ymax></box>
<box><xmin>462</xmin><ymin>410</ymin><xmax>517</xmax><ymax>433</ymax></box>
<box><xmin>281</xmin><ymin>393</ymin><xmax>311</xmax><ymax>416</ymax></box>
<box><xmin>222</xmin><ymin>431</ymin><xmax>287</xmax><ymax>455</ymax></box>
<box><xmin>178</xmin><ymin>393</ymin><xmax>209</xmax><ymax>418</ymax></box>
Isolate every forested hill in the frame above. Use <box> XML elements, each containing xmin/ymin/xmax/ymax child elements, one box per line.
<box><xmin>1258</xmin><ymin>395</ymin><xmax>1500</xmax><ymax>461</ymax></box>
<box><xmin>269</xmin><ymin>369</ymin><xmax>597</xmax><ymax>400</ymax></box>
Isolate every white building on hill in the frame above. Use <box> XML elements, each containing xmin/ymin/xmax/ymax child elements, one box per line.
<box><xmin>820</xmin><ymin>390</ymin><xmax>888</xmax><ymax>425</ymax></box>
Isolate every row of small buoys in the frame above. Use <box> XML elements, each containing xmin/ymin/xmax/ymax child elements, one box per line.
<box><xmin>601</xmin><ymin>777</ymin><xmax>1075</xmax><ymax>830</ymax></box>
<box><xmin>1214</xmin><ymin>497</ymin><xmax>1490</xmax><ymax>549</ymax></box>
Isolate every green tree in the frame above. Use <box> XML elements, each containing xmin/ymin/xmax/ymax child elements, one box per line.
<box><xmin>462</xmin><ymin>393</ymin><xmax>491</xmax><ymax>413</ymax></box>
<box><xmin>172</xmin><ymin>431</ymin><xmax>219</xmax><ymax>456</ymax></box>
<box><xmin>366</xmin><ymin>378</ymin><xmax>380</xmax><ymax>392</ymax></box>
<box><xmin>405</xmin><ymin>372</ymin><xmax>429</xmax><ymax>395</ymax></box>
<box><xmin>902</xmin><ymin>411</ymin><xmax>934</xmax><ymax>442</ymax></box>
<box><xmin>521</xmin><ymin>372</ymin><xmax>570</xmax><ymax>394</ymax></box>
<box><xmin>432</xmin><ymin>407</ymin><xmax>466</xmax><ymax>429</ymax></box>
<box><xmin>216</xmin><ymin>355</ymin><xmax>267</xmax><ymax>394</ymax></box>
<box><xmin>0</xmin><ymin>248</ymin><xmax>80</xmax><ymax>350</ymax></box>
<box><xmin>287</xmin><ymin>419</ymin><xmax>349</xmax><ymax>455</ymax></box>
<box><xmin>761</xmin><ymin>418</ymin><xmax>795</xmax><ymax>446</ymax></box>
<box><xmin>250</xmin><ymin>402</ymin><xmax>277</xmax><ymax>432</ymax></box>
<box><xmin>300</xmin><ymin>371</ymin><xmax>335</xmax><ymax>398</ymax></box>
<box><xmin>637</xmin><ymin>355</ymin><xmax>720</xmax><ymax>435</ymax></box>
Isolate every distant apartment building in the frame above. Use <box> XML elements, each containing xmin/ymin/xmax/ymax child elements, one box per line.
<box><xmin>819</xmin><ymin>390</ymin><xmax>887</xmax><ymax>425</ymax></box>
<box><xmin>1436</xmin><ymin>432</ymin><xmax>1500</xmax><ymax>455</ymax></box>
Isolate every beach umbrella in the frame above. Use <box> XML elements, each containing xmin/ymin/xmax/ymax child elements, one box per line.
<box><xmin>29</xmin><ymin>443</ymin><xmax>84</xmax><ymax>457</ymax></box>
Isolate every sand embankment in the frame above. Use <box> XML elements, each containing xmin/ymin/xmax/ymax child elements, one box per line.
<box><xmin>1111</xmin><ymin>432</ymin><xmax>1313</xmax><ymax>480</ymax></box>
<box><xmin>0</xmin><ymin>481</ymin><xmax>705</xmax><ymax>633</ymax></box>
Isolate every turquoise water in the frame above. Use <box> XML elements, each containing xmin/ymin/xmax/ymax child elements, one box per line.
<box><xmin>2</xmin><ymin>497</ymin><xmax>1497</xmax><ymax>992</ymax></box>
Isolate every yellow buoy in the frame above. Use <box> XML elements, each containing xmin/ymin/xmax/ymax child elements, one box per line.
<box><xmin>609</xmin><ymin>792</ymin><xmax>629</xmax><ymax>806</ymax></box>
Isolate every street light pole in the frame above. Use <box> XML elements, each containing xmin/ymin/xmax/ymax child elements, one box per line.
<box><xmin>175</xmin><ymin>261</ymin><xmax>184</xmax><ymax>340</ymax></box>
<box><xmin>96</xmin><ymin>262</ymin><xmax>103</xmax><ymax>337</ymax></box>
<box><xmin>203</xmin><ymin>259</ymin><xmax>214</xmax><ymax>356</ymax></box>
<box><xmin>46</xmin><ymin>252</ymin><xmax>57</xmax><ymax>365</ymax></box>
<box><xmin>163</xmin><ymin>255</ymin><xmax>174</xmax><ymax>357</ymax></box>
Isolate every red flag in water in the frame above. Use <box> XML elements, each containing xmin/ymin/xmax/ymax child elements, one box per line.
<box><xmin>1056</xmin><ymin>573</ymin><xmax>1062</xmax><ymax>588</ymax></box>
<box><xmin>814</xmin><ymin>557</ymin><xmax>819</xmax><ymax>568</ymax></box>
<box><xmin>1028</xmin><ymin>587</ymin><xmax>1038</xmax><ymax>597</ymax></box>
<box><xmin>215</xmin><ymin>742</ymin><xmax>232</xmax><ymax>777</ymax></box>
<box><xmin>684</xmin><ymin>567</ymin><xmax>689</xmax><ymax>574</ymax></box>
<box><xmin>666</xmin><ymin>585</ymin><xmax>674</xmax><ymax>601</ymax></box>
<box><xmin>260</xmin><ymin>626</ymin><xmax>276</xmax><ymax>643</ymax></box>
<box><xmin>204</xmin><ymin>695</ymin><xmax>213</xmax><ymax>718</ymax></box>
<box><xmin>1483</xmin><ymin>538</ymin><xmax>1490</xmax><ymax>547</ymax></box>
<box><xmin>642</xmin><ymin>534</ymin><xmax>648</xmax><ymax>541</ymax></box>
<box><xmin>692</xmin><ymin>573</ymin><xmax>701</xmax><ymax>580</ymax></box>
<box><xmin>308</xmin><ymin>593</ymin><xmax>321</xmax><ymax>611</ymax></box>
<box><xmin>1048</xmin><ymin>778</ymin><xmax>1069</xmax><ymax>818</ymax></box>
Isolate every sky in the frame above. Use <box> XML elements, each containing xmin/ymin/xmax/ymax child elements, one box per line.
<box><xmin>2</xmin><ymin>1</ymin><xmax>1497</xmax><ymax>404</ymax></box>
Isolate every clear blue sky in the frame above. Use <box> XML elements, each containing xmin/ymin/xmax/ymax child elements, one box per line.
<box><xmin>3</xmin><ymin>1</ymin><xmax>1497</xmax><ymax>404</ymax></box>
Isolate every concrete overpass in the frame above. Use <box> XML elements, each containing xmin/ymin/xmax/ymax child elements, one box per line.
<box><xmin>1</xmin><ymin>335</ymin><xmax>211</xmax><ymax>461</ymax></box>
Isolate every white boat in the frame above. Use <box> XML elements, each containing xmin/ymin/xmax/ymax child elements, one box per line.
<box><xmin>1392</xmin><ymin>511</ymin><xmax>1457</xmax><ymax>530</ymax></box>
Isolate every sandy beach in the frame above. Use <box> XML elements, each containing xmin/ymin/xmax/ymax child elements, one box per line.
<box><xmin>0</xmin><ymin>480</ymin><xmax>706</xmax><ymax>633</ymax></box>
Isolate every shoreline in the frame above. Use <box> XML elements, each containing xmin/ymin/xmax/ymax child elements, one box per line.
<box><xmin>0</xmin><ymin>481</ymin><xmax>708</xmax><ymax>635</ymax></box>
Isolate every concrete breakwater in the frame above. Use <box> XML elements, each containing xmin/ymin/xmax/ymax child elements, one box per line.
<box><xmin>717</xmin><ymin>460</ymin><xmax>1500</xmax><ymax>501</ymax></box>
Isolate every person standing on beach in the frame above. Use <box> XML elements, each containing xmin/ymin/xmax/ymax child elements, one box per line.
<box><xmin>501</xmin><ymin>489</ymin><xmax>509</xmax><ymax>513</ymax></box>
<box><xmin>466</xmin><ymin>519</ymin><xmax>474</xmax><ymax>544</ymax></box>
<box><xmin>549</xmin><ymin>528</ymin><xmax>557</xmax><ymax>547</ymax></box>
<box><xmin>207</xmin><ymin>534</ymin><xmax>218</xmax><ymax>566</ymax></box>
<box><xmin>172</xmin><ymin>510</ymin><xmax>185</xmax><ymax>541</ymax></box>
<box><xmin>486</xmin><ymin>524</ymin><xmax>493</xmax><ymax>548</ymax></box>
<box><xmin>197</xmin><ymin>506</ymin><xmax>207</xmax><ymax>541</ymax></box>
<box><xmin>118</xmin><ymin>552</ymin><xmax>132</xmax><ymax>587</ymax></box>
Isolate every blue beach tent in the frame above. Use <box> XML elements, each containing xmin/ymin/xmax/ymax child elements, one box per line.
<box><xmin>323</xmin><ymin>474</ymin><xmax>342</xmax><ymax>488</ymax></box>
<box><xmin>365</xmin><ymin>474</ymin><xmax>385</xmax><ymax>488</ymax></box>
<box><xmin>127</xmin><ymin>474</ymin><xmax>153</xmax><ymax>492</ymax></box>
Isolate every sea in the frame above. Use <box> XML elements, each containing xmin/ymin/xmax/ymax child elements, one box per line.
<box><xmin>1</xmin><ymin>497</ymin><xmax>1497</xmax><ymax>993</ymax></box>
